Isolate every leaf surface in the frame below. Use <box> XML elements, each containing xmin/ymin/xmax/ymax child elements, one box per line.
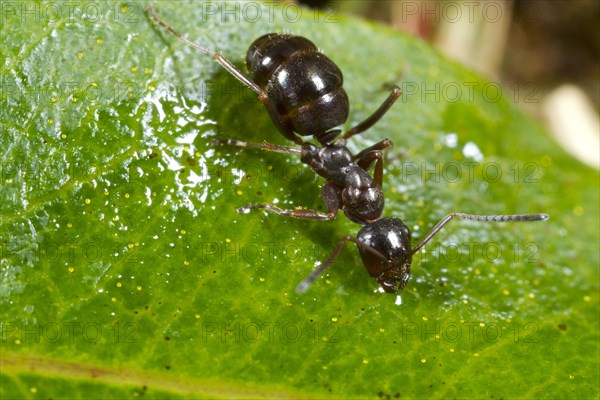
<box><xmin>1</xmin><ymin>1</ymin><xmax>598</xmax><ymax>399</ymax></box>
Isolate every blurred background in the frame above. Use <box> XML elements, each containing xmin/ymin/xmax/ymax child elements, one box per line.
<box><xmin>293</xmin><ymin>0</ymin><xmax>600</xmax><ymax>169</ymax></box>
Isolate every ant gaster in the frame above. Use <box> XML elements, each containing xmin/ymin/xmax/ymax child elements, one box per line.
<box><xmin>147</xmin><ymin>6</ymin><xmax>402</xmax><ymax>147</ymax></box>
<box><xmin>147</xmin><ymin>7</ymin><xmax>549</xmax><ymax>293</ymax></box>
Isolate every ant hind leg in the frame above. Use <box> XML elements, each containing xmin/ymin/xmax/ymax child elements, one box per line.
<box><xmin>238</xmin><ymin>182</ymin><xmax>341</xmax><ymax>221</ymax></box>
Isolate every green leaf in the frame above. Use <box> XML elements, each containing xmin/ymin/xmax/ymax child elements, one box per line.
<box><xmin>1</xmin><ymin>1</ymin><xmax>598</xmax><ymax>399</ymax></box>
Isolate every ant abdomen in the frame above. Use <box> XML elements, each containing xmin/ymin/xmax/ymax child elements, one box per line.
<box><xmin>246</xmin><ymin>33</ymin><xmax>350</xmax><ymax>144</ymax></box>
<box><xmin>246</xmin><ymin>34</ymin><xmax>317</xmax><ymax>87</ymax></box>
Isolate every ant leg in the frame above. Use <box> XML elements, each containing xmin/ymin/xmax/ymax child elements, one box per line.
<box><xmin>146</xmin><ymin>6</ymin><xmax>268</xmax><ymax>103</ymax></box>
<box><xmin>342</xmin><ymin>86</ymin><xmax>401</xmax><ymax>140</ymax></box>
<box><xmin>409</xmin><ymin>212</ymin><xmax>550</xmax><ymax>257</ymax></box>
<box><xmin>238</xmin><ymin>182</ymin><xmax>341</xmax><ymax>221</ymax></box>
<box><xmin>296</xmin><ymin>235</ymin><xmax>389</xmax><ymax>293</ymax></box>
<box><xmin>211</xmin><ymin>138</ymin><xmax>302</xmax><ymax>155</ymax></box>
<box><xmin>353</xmin><ymin>139</ymin><xmax>393</xmax><ymax>186</ymax></box>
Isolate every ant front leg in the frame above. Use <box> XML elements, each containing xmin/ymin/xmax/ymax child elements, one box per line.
<box><xmin>238</xmin><ymin>182</ymin><xmax>341</xmax><ymax>221</ymax></box>
<box><xmin>296</xmin><ymin>234</ymin><xmax>390</xmax><ymax>293</ymax></box>
<box><xmin>353</xmin><ymin>139</ymin><xmax>393</xmax><ymax>187</ymax></box>
<box><xmin>211</xmin><ymin>138</ymin><xmax>302</xmax><ymax>155</ymax></box>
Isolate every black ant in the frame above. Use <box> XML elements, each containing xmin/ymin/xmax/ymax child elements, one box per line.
<box><xmin>147</xmin><ymin>7</ymin><xmax>549</xmax><ymax>294</ymax></box>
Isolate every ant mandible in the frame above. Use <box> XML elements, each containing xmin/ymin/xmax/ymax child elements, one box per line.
<box><xmin>147</xmin><ymin>6</ymin><xmax>549</xmax><ymax>293</ymax></box>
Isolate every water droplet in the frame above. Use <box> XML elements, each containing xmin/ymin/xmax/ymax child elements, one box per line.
<box><xmin>442</xmin><ymin>133</ymin><xmax>458</xmax><ymax>148</ymax></box>
<box><xmin>463</xmin><ymin>141</ymin><xmax>483</xmax><ymax>161</ymax></box>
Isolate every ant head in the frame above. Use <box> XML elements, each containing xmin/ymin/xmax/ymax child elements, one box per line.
<box><xmin>356</xmin><ymin>217</ymin><xmax>413</xmax><ymax>293</ymax></box>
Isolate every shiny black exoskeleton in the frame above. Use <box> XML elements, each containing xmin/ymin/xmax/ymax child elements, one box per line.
<box><xmin>356</xmin><ymin>217</ymin><xmax>412</xmax><ymax>292</ymax></box>
<box><xmin>246</xmin><ymin>34</ymin><xmax>349</xmax><ymax>145</ymax></box>
<box><xmin>147</xmin><ymin>6</ymin><xmax>401</xmax><ymax>146</ymax></box>
<box><xmin>147</xmin><ymin>6</ymin><xmax>549</xmax><ymax>294</ymax></box>
<box><xmin>299</xmin><ymin>142</ymin><xmax>384</xmax><ymax>224</ymax></box>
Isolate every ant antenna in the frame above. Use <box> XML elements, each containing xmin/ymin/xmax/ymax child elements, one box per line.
<box><xmin>145</xmin><ymin>5</ymin><xmax>267</xmax><ymax>102</ymax></box>
<box><xmin>409</xmin><ymin>213</ymin><xmax>549</xmax><ymax>257</ymax></box>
